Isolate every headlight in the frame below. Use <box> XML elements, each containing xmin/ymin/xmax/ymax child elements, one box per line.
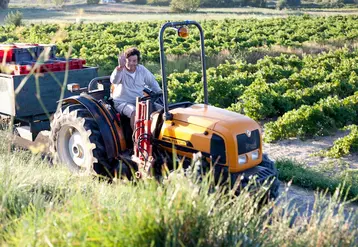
<box><xmin>251</xmin><ymin>150</ymin><xmax>259</xmax><ymax>160</ymax></box>
<box><xmin>238</xmin><ymin>154</ymin><xmax>247</xmax><ymax>164</ymax></box>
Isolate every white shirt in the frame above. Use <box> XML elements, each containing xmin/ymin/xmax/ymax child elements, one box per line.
<box><xmin>110</xmin><ymin>64</ymin><xmax>161</xmax><ymax>105</ymax></box>
<box><xmin>128</xmin><ymin>71</ymin><xmax>136</xmax><ymax>80</ymax></box>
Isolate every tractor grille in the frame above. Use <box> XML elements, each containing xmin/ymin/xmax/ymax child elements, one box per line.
<box><xmin>237</xmin><ymin>129</ymin><xmax>260</xmax><ymax>155</ymax></box>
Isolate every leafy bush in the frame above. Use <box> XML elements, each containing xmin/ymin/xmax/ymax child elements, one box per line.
<box><xmin>264</xmin><ymin>94</ymin><xmax>358</xmax><ymax>142</ymax></box>
<box><xmin>87</xmin><ymin>0</ymin><xmax>100</xmax><ymax>4</ymax></box>
<box><xmin>52</xmin><ymin>0</ymin><xmax>65</xmax><ymax>7</ymax></box>
<box><xmin>4</xmin><ymin>11</ymin><xmax>23</xmax><ymax>27</ymax></box>
<box><xmin>276</xmin><ymin>0</ymin><xmax>287</xmax><ymax>9</ymax></box>
<box><xmin>201</xmin><ymin>0</ymin><xmax>238</xmax><ymax>7</ymax></box>
<box><xmin>277</xmin><ymin>0</ymin><xmax>300</xmax><ymax>8</ymax></box>
<box><xmin>127</xmin><ymin>0</ymin><xmax>147</xmax><ymax>3</ymax></box>
<box><xmin>170</xmin><ymin>0</ymin><xmax>200</xmax><ymax>12</ymax></box>
<box><xmin>237</xmin><ymin>75</ymin><xmax>278</xmax><ymax>120</ymax></box>
<box><xmin>324</xmin><ymin>125</ymin><xmax>358</xmax><ymax>158</ymax></box>
<box><xmin>147</xmin><ymin>0</ymin><xmax>170</xmax><ymax>5</ymax></box>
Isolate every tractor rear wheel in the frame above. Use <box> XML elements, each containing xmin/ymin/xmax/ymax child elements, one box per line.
<box><xmin>49</xmin><ymin>104</ymin><xmax>112</xmax><ymax>176</ymax></box>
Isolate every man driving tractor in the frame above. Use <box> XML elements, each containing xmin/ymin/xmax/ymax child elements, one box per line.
<box><xmin>110</xmin><ymin>47</ymin><xmax>162</xmax><ymax>130</ymax></box>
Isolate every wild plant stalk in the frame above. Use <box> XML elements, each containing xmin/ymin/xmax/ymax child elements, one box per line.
<box><xmin>0</xmin><ymin>131</ymin><xmax>357</xmax><ymax>246</ymax></box>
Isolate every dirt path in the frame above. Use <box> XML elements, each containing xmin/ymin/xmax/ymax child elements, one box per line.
<box><xmin>265</xmin><ymin>131</ymin><xmax>358</xmax><ymax>218</ymax></box>
<box><xmin>279</xmin><ymin>181</ymin><xmax>358</xmax><ymax>221</ymax></box>
<box><xmin>263</xmin><ymin>130</ymin><xmax>358</xmax><ymax>169</ymax></box>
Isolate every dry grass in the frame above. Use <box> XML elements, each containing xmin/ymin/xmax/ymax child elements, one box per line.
<box><xmin>239</xmin><ymin>39</ymin><xmax>358</xmax><ymax>64</ymax></box>
<box><xmin>3</xmin><ymin>1</ymin><xmax>358</xmax><ymax>24</ymax></box>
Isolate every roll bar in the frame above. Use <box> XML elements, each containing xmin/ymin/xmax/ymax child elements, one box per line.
<box><xmin>159</xmin><ymin>20</ymin><xmax>208</xmax><ymax>120</ymax></box>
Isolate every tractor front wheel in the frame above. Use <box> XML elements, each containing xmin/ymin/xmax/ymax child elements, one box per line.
<box><xmin>259</xmin><ymin>154</ymin><xmax>280</xmax><ymax>200</ymax></box>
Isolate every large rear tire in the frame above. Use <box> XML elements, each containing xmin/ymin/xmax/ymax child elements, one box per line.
<box><xmin>49</xmin><ymin>104</ymin><xmax>112</xmax><ymax>176</ymax></box>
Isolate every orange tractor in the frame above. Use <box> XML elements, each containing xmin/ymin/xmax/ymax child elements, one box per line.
<box><xmin>49</xmin><ymin>21</ymin><xmax>279</xmax><ymax>198</ymax></box>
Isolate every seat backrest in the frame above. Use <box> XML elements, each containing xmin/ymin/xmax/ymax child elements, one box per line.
<box><xmin>150</xmin><ymin>110</ymin><xmax>163</xmax><ymax>138</ymax></box>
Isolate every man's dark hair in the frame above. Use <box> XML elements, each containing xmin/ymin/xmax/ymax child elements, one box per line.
<box><xmin>125</xmin><ymin>47</ymin><xmax>141</xmax><ymax>63</ymax></box>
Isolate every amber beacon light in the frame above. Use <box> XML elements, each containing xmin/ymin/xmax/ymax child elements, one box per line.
<box><xmin>177</xmin><ymin>26</ymin><xmax>189</xmax><ymax>38</ymax></box>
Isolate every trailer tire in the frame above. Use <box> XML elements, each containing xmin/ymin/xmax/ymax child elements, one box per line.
<box><xmin>49</xmin><ymin>103</ymin><xmax>112</xmax><ymax>176</ymax></box>
<box><xmin>259</xmin><ymin>154</ymin><xmax>280</xmax><ymax>200</ymax></box>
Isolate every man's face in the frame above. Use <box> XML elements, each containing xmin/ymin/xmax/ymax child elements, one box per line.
<box><xmin>126</xmin><ymin>55</ymin><xmax>138</xmax><ymax>72</ymax></box>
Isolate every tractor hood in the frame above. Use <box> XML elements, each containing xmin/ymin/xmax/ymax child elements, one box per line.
<box><xmin>169</xmin><ymin>104</ymin><xmax>259</xmax><ymax>132</ymax></box>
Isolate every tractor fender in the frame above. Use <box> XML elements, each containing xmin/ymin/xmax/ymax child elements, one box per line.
<box><xmin>60</xmin><ymin>95</ymin><xmax>121</xmax><ymax>159</ymax></box>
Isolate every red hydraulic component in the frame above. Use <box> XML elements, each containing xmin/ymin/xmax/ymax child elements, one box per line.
<box><xmin>134</xmin><ymin>97</ymin><xmax>152</xmax><ymax>161</ymax></box>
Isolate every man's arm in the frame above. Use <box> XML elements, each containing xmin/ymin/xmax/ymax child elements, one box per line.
<box><xmin>110</xmin><ymin>53</ymin><xmax>126</xmax><ymax>84</ymax></box>
<box><xmin>143</xmin><ymin>66</ymin><xmax>161</xmax><ymax>93</ymax></box>
<box><xmin>110</xmin><ymin>68</ymin><xmax>124</xmax><ymax>85</ymax></box>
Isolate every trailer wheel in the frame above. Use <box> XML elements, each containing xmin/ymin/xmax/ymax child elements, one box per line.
<box><xmin>49</xmin><ymin>104</ymin><xmax>112</xmax><ymax>175</ymax></box>
<box><xmin>259</xmin><ymin>154</ymin><xmax>280</xmax><ymax>200</ymax></box>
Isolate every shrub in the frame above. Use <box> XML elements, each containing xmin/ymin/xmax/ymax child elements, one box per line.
<box><xmin>264</xmin><ymin>94</ymin><xmax>358</xmax><ymax>142</ymax></box>
<box><xmin>127</xmin><ymin>0</ymin><xmax>147</xmax><ymax>3</ymax></box>
<box><xmin>0</xmin><ymin>0</ymin><xmax>9</xmax><ymax>9</ymax></box>
<box><xmin>287</xmin><ymin>0</ymin><xmax>301</xmax><ymax>6</ymax></box>
<box><xmin>276</xmin><ymin>0</ymin><xmax>287</xmax><ymax>9</ymax></box>
<box><xmin>238</xmin><ymin>75</ymin><xmax>278</xmax><ymax>120</ymax></box>
<box><xmin>170</xmin><ymin>0</ymin><xmax>200</xmax><ymax>12</ymax></box>
<box><xmin>324</xmin><ymin>125</ymin><xmax>358</xmax><ymax>158</ymax></box>
<box><xmin>147</xmin><ymin>0</ymin><xmax>169</xmax><ymax>5</ymax></box>
<box><xmin>52</xmin><ymin>0</ymin><xmax>65</xmax><ymax>7</ymax></box>
<box><xmin>4</xmin><ymin>11</ymin><xmax>23</xmax><ymax>26</ymax></box>
<box><xmin>277</xmin><ymin>0</ymin><xmax>300</xmax><ymax>8</ymax></box>
<box><xmin>87</xmin><ymin>0</ymin><xmax>100</xmax><ymax>4</ymax></box>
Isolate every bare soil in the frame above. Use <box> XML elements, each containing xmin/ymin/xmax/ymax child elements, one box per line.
<box><xmin>263</xmin><ymin>130</ymin><xmax>358</xmax><ymax>170</ymax></box>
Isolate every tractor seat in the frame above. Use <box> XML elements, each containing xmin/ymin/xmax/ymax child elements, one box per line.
<box><xmin>150</xmin><ymin>110</ymin><xmax>163</xmax><ymax>138</ymax></box>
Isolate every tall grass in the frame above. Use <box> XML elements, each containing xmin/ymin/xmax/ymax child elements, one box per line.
<box><xmin>276</xmin><ymin>158</ymin><xmax>358</xmax><ymax>199</ymax></box>
<box><xmin>0</xmin><ymin>130</ymin><xmax>357</xmax><ymax>246</ymax></box>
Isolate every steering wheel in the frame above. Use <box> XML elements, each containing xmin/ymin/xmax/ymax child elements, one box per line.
<box><xmin>140</xmin><ymin>91</ymin><xmax>163</xmax><ymax>106</ymax></box>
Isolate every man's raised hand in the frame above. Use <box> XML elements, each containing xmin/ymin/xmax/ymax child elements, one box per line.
<box><xmin>117</xmin><ymin>53</ymin><xmax>126</xmax><ymax>70</ymax></box>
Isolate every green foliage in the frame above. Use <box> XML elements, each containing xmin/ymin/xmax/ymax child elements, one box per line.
<box><xmin>4</xmin><ymin>11</ymin><xmax>23</xmax><ymax>27</ymax></box>
<box><xmin>128</xmin><ymin>0</ymin><xmax>148</xmax><ymax>3</ymax></box>
<box><xmin>167</xmin><ymin>70</ymin><xmax>202</xmax><ymax>103</ymax></box>
<box><xmin>264</xmin><ymin>94</ymin><xmax>358</xmax><ymax>142</ymax></box>
<box><xmin>1</xmin><ymin>16</ymin><xmax>358</xmax><ymax>75</ymax></box>
<box><xmin>147</xmin><ymin>0</ymin><xmax>169</xmax><ymax>5</ymax></box>
<box><xmin>320</xmin><ymin>0</ymin><xmax>345</xmax><ymax>7</ymax></box>
<box><xmin>239</xmin><ymin>75</ymin><xmax>277</xmax><ymax>120</ymax></box>
<box><xmin>170</xmin><ymin>0</ymin><xmax>201</xmax><ymax>12</ymax></box>
<box><xmin>87</xmin><ymin>0</ymin><xmax>100</xmax><ymax>4</ymax></box>
<box><xmin>323</xmin><ymin>125</ymin><xmax>358</xmax><ymax>158</ymax></box>
<box><xmin>277</xmin><ymin>0</ymin><xmax>300</xmax><ymax>8</ymax></box>
<box><xmin>276</xmin><ymin>0</ymin><xmax>287</xmax><ymax>9</ymax></box>
<box><xmin>201</xmin><ymin>0</ymin><xmax>236</xmax><ymax>7</ymax></box>
<box><xmin>52</xmin><ymin>0</ymin><xmax>65</xmax><ymax>7</ymax></box>
<box><xmin>276</xmin><ymin>158</ymin><xmax>358</xmax><ymax>199</ymax></box>
<box><xmin>2</xmin><ymin>18</ymin><xmax>358</xmax><ymax>155</ymax></box>
<box><xmin>228</xmin><ymin>49</ymin><xmax>358</xmax><ymax>121</ymax></box>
